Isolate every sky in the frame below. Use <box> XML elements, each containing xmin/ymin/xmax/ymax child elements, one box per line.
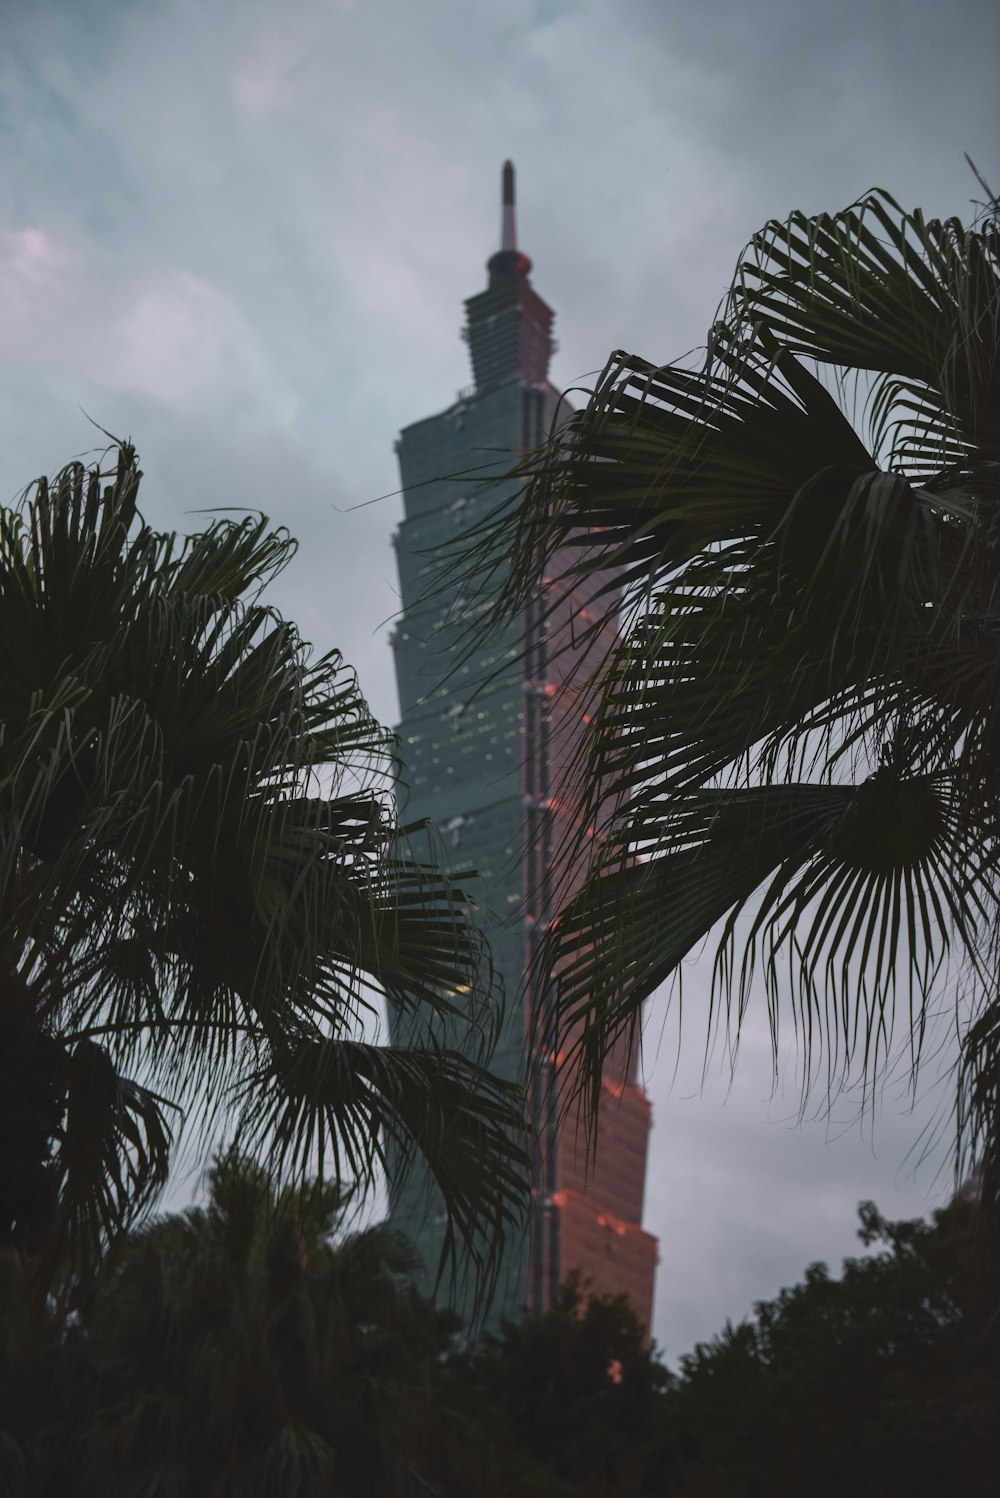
<box><xmin>2</xmin><ymin>0</ymin><xmax>998</xmax><ymax>1360</ymax></box>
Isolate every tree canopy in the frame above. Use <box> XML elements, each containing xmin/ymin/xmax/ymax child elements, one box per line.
<box><xmin>663</xmin><ymin>1193</ymin><xmax>996</xmax><ymax>1497</ymax></box>
<box><xmin>2</xmin><ymin>1162</ymin><xmax>993</xmax><ymax>1496</ymax></box>
<box><xmin>1</xmin><ymin>1153</ymin><xmax>488</xmax><ymax>1497</ymax></box>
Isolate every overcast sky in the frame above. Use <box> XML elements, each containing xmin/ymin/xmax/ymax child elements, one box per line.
<box><xmin>2</xmin><ymin>0</ymin><xmax>997</xmax><ymax>1360</ymax></box>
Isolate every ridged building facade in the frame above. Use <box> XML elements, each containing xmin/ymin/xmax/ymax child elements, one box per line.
<box><xmin>387</xmin><ymin>163</ymin><xmax>658</xmax><ymax>1334</ymax></box>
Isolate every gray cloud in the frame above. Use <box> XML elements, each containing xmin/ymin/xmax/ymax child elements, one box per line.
<box><xmin>1</xmin><ymin>0</ymin><xmax>992</xmax><ymax>1355</ymax></box>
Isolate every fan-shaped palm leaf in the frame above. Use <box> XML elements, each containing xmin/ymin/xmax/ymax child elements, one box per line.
<box><xmin>0</xmin><ymin>446</ymin><xmax>529</xmax><ymax>1291</ymax></box>
<box><xmin>464</xmin><ymin>190</ymin><xmax>1000</xmax><ymax>1210</ymax></box>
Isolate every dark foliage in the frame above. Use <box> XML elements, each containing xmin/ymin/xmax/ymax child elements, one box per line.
<box><xmin>447</xmin><ymin>1275</ymin><xmax>672</xmax><ymax>1496</ymax></box>
<box><xmin>662</xmin><ymin>1194</ymin><xmax>997</xmax><ymax>1497</ymax></box>
<box><xmin>2</xmin><ymin>1171</ymin><xmax>996</xmax><ymax>1495</ymax></box>
<box><xmin>0</xmin><ymin>445</ymin><xmax>528</xmax><ymax>1301</ymax></box>
<box><xmin>1</xmin><ymin>1155</ymin><xmax>491</xmax><ymax>1497</ymax></box>
<box><xmin>446</xmin><ymin>1191</ymin><xmax>998</xmax><ymax>1494</ymax></box>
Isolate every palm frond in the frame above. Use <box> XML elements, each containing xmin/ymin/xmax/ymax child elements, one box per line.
<box><xmin>0</xmin><ymin>444</ymin><xmax>529</xmax><ymax>1288</ymax></box>
<box><xmin>236</xmin><ymin>1034</ymin><xmax>529</xmax><ymax>1308</ymax></box>
<box><xmin>461</xmin><ymin>190</ymin><xmax>1000</xmax><ymax>1194</ymax></box>
<box><xmin>45</xmin><ymin>1040</ymin><xmax>174</xmax><ymax>1283</ymax></box>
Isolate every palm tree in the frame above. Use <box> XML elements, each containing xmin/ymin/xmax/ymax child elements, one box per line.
<box><xmin>0</xmin><ymin>445</ymin><xmax>528</xmax><ymax>1294</ymax></box>
<box><xmin>14</xmin><ymin>1153</ymin><xmax>492</xmax><ymax>1497</ymax></box>
<box><xmin>467</xmin><ymin>189</ymin><xmax>1000</xmax><ymax>1219</ymax></box>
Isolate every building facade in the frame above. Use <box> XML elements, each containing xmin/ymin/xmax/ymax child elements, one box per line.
<box><xmin>387</xmin><ymin>163</ymin><xmax>658</xmax><ymax>1333</ymax></box>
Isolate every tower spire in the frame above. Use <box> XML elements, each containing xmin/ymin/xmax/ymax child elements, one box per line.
<box><xmin>464</xmin><ymin>161</ymin><xmax>553</xmax><ymax>391</ymax></box>
<box><xmin>501</xmin><ymin>159</ymin><xmax>517</xmax><ymax>252</ymax></box>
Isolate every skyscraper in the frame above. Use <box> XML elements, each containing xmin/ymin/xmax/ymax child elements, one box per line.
<box><xmin>387</xmin><ymin>163</ymin><xmax>658</xmax><ymax>1333</ymax></box>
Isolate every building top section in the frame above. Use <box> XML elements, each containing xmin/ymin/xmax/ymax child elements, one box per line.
<box><xmin>464</xmin><ymin>160</ymin><xmax>555</xmax><ymax>393</ymax></box>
